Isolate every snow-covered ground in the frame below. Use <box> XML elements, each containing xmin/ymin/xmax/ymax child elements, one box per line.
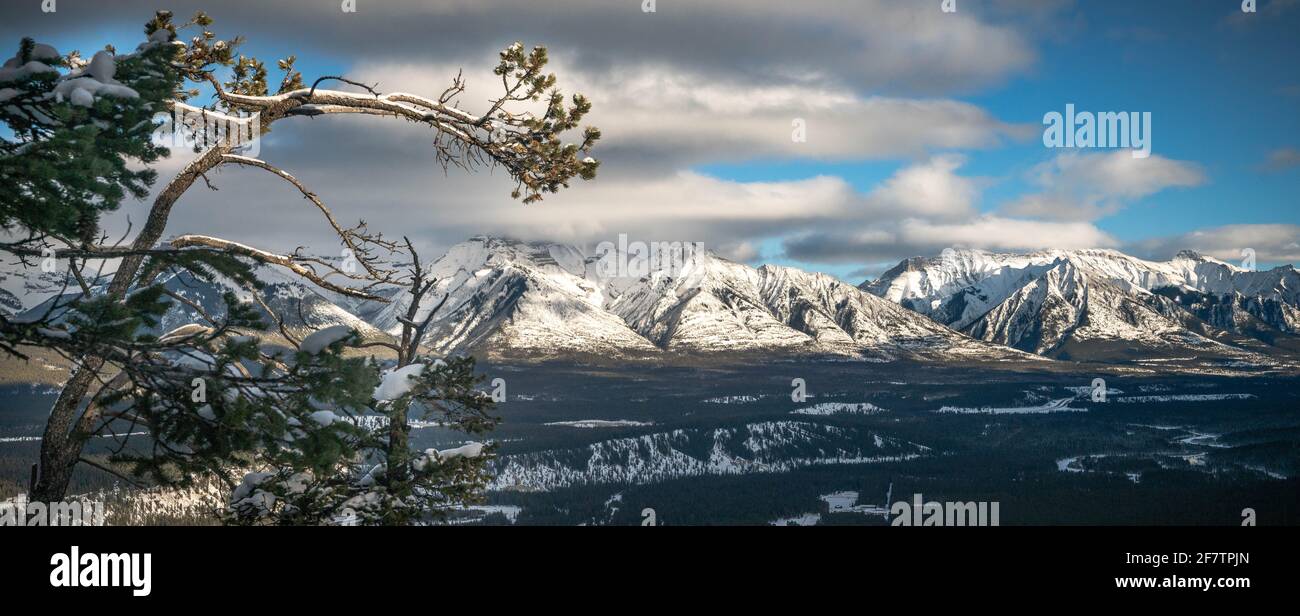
<box><xmin>769</xmin><ymin>512</ymin><xmax>821</xmax><ymax>526</ymax></box>
<box><xmin>703</xmin><ymin>395</ymin><xmax>764</xmax><ymax>404</ymax></box>
<box><xmin>820</xmin><ymin>490</ymin><xmax>890</xmax><ymax>517</ymax></box>
<box><xmin>791</xmin><ymin>402</ymin><xmax>887</xmax><ymax>416</ymax></box>
<box><xmin>933</xmin><ymin>397</ymin><xmax>1084</xmax><ymax>414</ymax></box>
<box><xmin>491</xmin><ymin>420</ymin><xmax>929</xmax><ymax>492</ymax></box>
<box><xmin>445</xmin><ymin>505</ymin><xmax>522</xmax><ymax>525</ymax></box>
<box><xmin>1112</xmin><ymin>393</ymin><xmax>1256</xmax><ymax>403</ymax></box>
<box><xmin>1054</xmin><ymin>423</ymin><xmax>1286</xmax><ymax>481</ymax></box>
<box><xmin>543</xmin><ymin>420</ymin><xmax>654</xmax><ymax>429</ymax></box>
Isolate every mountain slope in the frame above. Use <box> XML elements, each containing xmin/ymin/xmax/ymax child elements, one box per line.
<box><xmin>865</xmin><ymin>248</ymin><xmax>1300</xmax><ymax>361</ymax></box>
<box><xmin>17</xmin><ymin>264</ymin><xmax>388</xmax><ymax>341</ymax></box>
<box><xmin>374</xmin><ymin>237</ymin><xmax>1026</xmax><ymax>361</ymax></box>
<box><xmin>12</xmin><ymin>239</ymin><xmax>1296</xmax><ymax>367</ymax></box>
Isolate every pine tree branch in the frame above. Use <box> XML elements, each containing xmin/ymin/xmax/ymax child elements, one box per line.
<box><xmin>79</xmin><ymin>456</ymin><xmax>147</xmax><ymax>489</ymax></box>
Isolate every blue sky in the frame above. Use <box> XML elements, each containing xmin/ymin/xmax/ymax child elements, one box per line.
<box><xmin>699</xmin><ymin>1</ymin><xmax>1300</xmax><ymax>278</ymax></box>
<box><xmin>4</xmin><ymin>1</ymin><xmax>1298</xmax><ymax>282</ymax></box>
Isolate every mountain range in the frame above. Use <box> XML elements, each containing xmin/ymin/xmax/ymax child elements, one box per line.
<box><xmin>864</xmin><ymin>248</ymin><xmax>1300</xmax><ymax>364</ymax></box>
<box><xmin>356</xmin><ymin>237</ymin><xmax>1023</xmax><ymax>362</ymax></box>
<box><xmin>8</xmin><ymin>237</ymin><xmax>1300</xmax><ymax>370</ymax></box>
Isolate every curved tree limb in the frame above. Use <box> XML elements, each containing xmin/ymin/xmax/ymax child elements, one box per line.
<box><xmin>169</xmin><ymin>234</ymin><xmax>387</xmax><ymax>301</ymax></box>
<box><xmin>218</xmin><ymin>154</ymin><xmax>390</xmax><ymax>281</ymax></box>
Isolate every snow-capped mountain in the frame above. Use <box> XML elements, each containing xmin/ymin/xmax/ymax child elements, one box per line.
<box><xmin>368</xmin><ymin>237</ymin><xmax>662</xmax><ymax>357</ymax></box>
<box><xmin>11</xmin><ymin>239</ymin><xmax>1300</xmax><ymax>366</ymax></box>
<box><xmin>864</xmin><ymin>248</ymin><xmax>1300</xmax><ymax>359</ymax></box>
<box><xmin>375</xmin><ymin>237</ymin><xmax>1020</xmax><ymax>361</ymax></box>
<box><xmin>16</xmin><ymin>259</ymin><xmax>388</xmax><ymax>340</ymax></box>
<box><xmin>10</xmin><ymin>236</ymin><xmax>1001</xmax><ymax>361</ymax></box>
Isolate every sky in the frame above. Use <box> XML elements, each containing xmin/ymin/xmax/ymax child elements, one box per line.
<box><xmin>3</xmin><ymin>0</ymin><xmax>1298</xmax><ymax>282</ymax></box>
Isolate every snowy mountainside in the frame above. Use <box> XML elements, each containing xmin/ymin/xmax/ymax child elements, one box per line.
<box><xmin>14</xmin><ymin>260</ymin><xmax>387</xmax><ymax>340</ymax></box>
<box><xmin>378</xmin><ymin>237</ymin><xmax>1025</xmax><ymax>361</ymax></box>
<box><xmin>864</xmin><ymin>248</ymin><xmax>1300</xmax><ymax>359</ymax></box>
<box><xmin>367</xmin><ymin>237</ymin><xmax>660</xmax><ymax>356</ymax></box>
<box><xmin>10</xmin><ymin>238</ymin><xmax>1300</xmax><ymax>366</ymax></box>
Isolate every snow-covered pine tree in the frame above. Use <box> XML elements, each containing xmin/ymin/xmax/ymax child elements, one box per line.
<box><xmin>0</xmin><ymin>10</ymin><xmax>599</xmax><ymax>524</ymax></box>
<box><xmin>223</xmin><ymin>240</ymin><xmax>502</xmax><ymax>526</ymax></box>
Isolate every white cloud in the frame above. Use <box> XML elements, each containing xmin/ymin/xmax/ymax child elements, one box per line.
<box><xmin>1125</xmin><ymin>224</ymin><xmax>1300</xmax><ymax>264</ymax></box>
<box><xmin>39</xmin><ymin>0</ymin><xmax>1271</xmax><ymax>284</ymax></box>
<box><xmin>780</xmin><ymin>215</ymin><xmax>1118</xmax><ymax>265</ymax></box>
<box><xmin>897</xmin><ymin>216</ymin><xmax>1118</xmax><ymax>251</ymax></box>
<box><xmin>120</xmin><ymin>132</ymin><xmax>859</xmax><ymax>263</ymax></box>
<box><xmin>862</xmin><ymin>154</ymin><xmax>980</xmax><ymax>221</ymax></box>
<box><xmin>353</xmin><ymin>61</ymin><xmax>1031</xmax><ymax>174</ymax></box>
<box><xmin>776</xmin><ymin>153</ymin><xmax>1124</xmax><ymax>264</ymax></box>
<box><xmin>1001</xmin><ymin>151</ymin><xmax>1205</xmax><ymax>221</ymax></box>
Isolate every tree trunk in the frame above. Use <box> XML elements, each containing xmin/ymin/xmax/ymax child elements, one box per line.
<box><xmin>30</xmin><ymin>357</ymin><xmax>102</xmax><ymax>502</ymax></box>
<box><xmin>31</xmin><ymin>145</ymin><xmax>231</xmax><ymax>503</ymax></box>
<box><xmin>387</xmin><ymin>406</ymin><xmax>411</xmax><ymax>485</ymax></box>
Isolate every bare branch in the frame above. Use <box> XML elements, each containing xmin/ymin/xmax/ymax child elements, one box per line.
<box><xmin>308</xmin><ymin>75</ymin><xmax>380</xmax><ymax>98</ymax></box>
<box><xmin>218</xmin><ymin>154</ymin><xmax>391</xmax><ymax>281</ymax></box>
<box><xmin>169</xmin><ymin>234</ymin><xmax>387</xmax><ymax>301</ymax></box>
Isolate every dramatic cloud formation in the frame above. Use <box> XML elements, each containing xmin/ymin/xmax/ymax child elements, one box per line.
<box><xmin>780</xmin><ymin>156</ymin><xmax>1118</xmax><ymax>266</ymax></box>
<box><xmin>59</xmin><ymin>1</ymin><xmax>1047</xmax><ymax>269</ymax></box>
<box><xmin>859</xmin><ymin>154</ymin><xmax>982</xmax><ymax>221</ymax></box>
<box><xmin>352</xmin><ymin>60</ymin><xmax>1032</xmax><ymax>175</ymax></box>
<box><xmin>6</xmin><ymin>0</ymin><xmax>1291</xmax><ymax>282</ymax></box>
<box><xmin>0</xmin><ymin>0</ymin><xmax>1044</xmax><ymax>94</ymax></box>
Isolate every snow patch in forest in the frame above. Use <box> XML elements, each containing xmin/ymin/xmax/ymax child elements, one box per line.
<box><xmin>820</xmin><ymin>490</ymin><xmax>890</xmax><ymax>517</ymax></box>
<box><xmin>1112</xmin><ymin>393</ymin><xmax>1256</xmax><ymax>403</ymax></box>
<box><xmin>792</xmin><ymin>402</ymin><xmax>887</xmax><ymax>416</ymax></box>
<box><xmin>769</xmin><ymin>512</ymin><xmax>821</xmax><ymax>526</ymax></box>
<box><xmin>933</xmin><ymin>398</ymin><xmax>1083</xmax><ymax>414</ymax></box>
<box><xmin>491</xmin><ymin>421</ymin><xmax>928</xmax><ymax>492</ymax></box>
<box><xmin>544</xmin><ymin>419</ymin><xmax>654</xmax><ymax>429</ymax></box>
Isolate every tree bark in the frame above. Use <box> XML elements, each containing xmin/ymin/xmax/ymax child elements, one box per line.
<box><xmin>30</xmin><ymin>357</ymin><xmax>102</xmax><ymax>501</ymax></box>
<box><xmin>30</xmin><ymin>145</ymin><xmax>232</xmax><ymax>503</ymax></box>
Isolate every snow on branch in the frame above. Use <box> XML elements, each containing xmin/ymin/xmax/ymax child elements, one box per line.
<box><xmin>182</xmin><ymin>39</ymin><xmax>600</xmax><ymax>204</ymax></box>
